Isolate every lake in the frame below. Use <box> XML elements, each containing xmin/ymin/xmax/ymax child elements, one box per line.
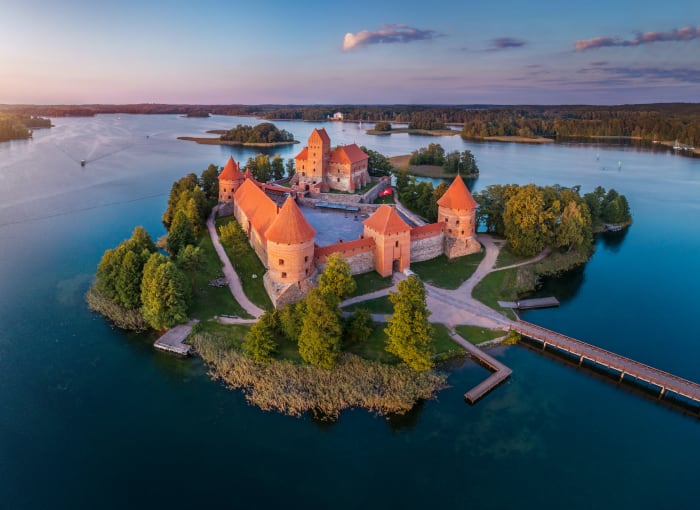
<box><xmin>1</xmin><ymin>114</ymin><xmax>698</xmax><ymax>509</ymax></box>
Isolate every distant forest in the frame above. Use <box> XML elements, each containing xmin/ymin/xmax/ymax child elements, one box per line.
<box><xmin>0</xmin><ymin>113</ymin><xmax>51</xmax><ymax>141</ymax></box>
<box><xmin>2</xmin><ymin>103</ymin><xmax>698</xmax><ymax>146</ymax></box>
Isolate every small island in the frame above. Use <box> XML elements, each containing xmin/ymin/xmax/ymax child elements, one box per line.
<box><xmin>178</xmin><ymin>121</ymin><xmax>299</xmax><ymax>147</ymax></box>
<box><xmin>366</xmin><ymin>120</ymin><xmax>458</xmax><ymax>137</ymax></box>
<box><xmin>390</xmin><ymin>143</ymin><xmax>480</xmax><ymax>179</ymax></box>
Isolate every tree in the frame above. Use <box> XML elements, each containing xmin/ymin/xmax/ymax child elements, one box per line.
<box><xmin>503</xmin><ymin>184</ymin><xmax>553</xmax><ymax>257</ymax></box>
<box><xmin>373</xmin><ymin>121</ymin><xmax>392</xmax><ymax>131</ymax></box>
<box><xmin>162</xmin><ymin>173</ymin><xmax>199</xmax><ymax>229</ymax></box>
<box><xmin>115</xmin><ymin>250</ymin><xmax>145</xmax><ymax>309</ymax></box>
<box><xmin>344</xmin><ymin>308</ymin><xmax>373</xmax><ymax>346</ymax></box>
<box><xmin>278</xmin><ymin>302</ymin><xmax>303</xmax><ymax>342</ymax></box>
<box><xmin>385</xmin><ymin>276</ymin><xmax>433</xmax><ymax>371</ymax></box>
<box><xmin>360</xmin><ymin>146</ymin><xmax>392</xmax><ymax>177</ymax></box>
<box><xmin>317</xmin><ymin>253</ymin><xmax>356</xmax><ymax>301</ymax></box>
<box><xmin>167</xmin><ymin>210</ymin><xmax>195</xmax><ymax>256</ymax></box>
<box><xmin>243</xmin><ymin>311</ymin><xmax>278</xmax><ymax>362</ymax></box>
<box><xmin>271</xmin><ymin>155</ymin><xmax>285</xmax><ymax>180</ymax></box>
<box><xmin>285</xmin><ymin>158</ymin><xmax>295</xmax><ymax>177</ymax></box>
<box><xmin>177</xmin><ymin>244</ymin><xmax>203</xmax><ymax>293</ymax></box>
<box><xmin>140</xmin><ymin>253</ymin><xmax>190</xmax><ymax>331</ymax></box>
<box><xmin>200</xmin><ymin>164</ymin><xmax>219</xmax><ymax>202</ymax></box>
<box><xmin>556</xmin><ymin>201</ymin><xmax>592</xmax><ymax>251</ymax></box>
<box><xmin>298</xmin><ymin>289</ymin><xmax>342</xmax><ymax>369</ymax></box>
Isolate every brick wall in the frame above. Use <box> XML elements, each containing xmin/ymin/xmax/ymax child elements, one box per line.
<box><xmin>410</xmin><ymin>232</ymin><xmax>444</xmax><ymax>262</ymax></box>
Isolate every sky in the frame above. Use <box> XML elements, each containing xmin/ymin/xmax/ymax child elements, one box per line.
<box><xmin>1</xmin><ymin>0</ymin><xmax>698</xmax><ymax>105</ymax></box>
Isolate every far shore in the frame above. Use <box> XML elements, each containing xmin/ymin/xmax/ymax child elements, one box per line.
<box><xmin>366</xmin><ymin>127</ymin><xmax>459</xmax><ymax>137</ymax></box>
<box><xmin>177</xmin><ymin>136</ymin><xmax>299</xmax><ymax>147</ymax></box>
<box><xmin>464</xmin><ymin>135</ymin><xmax>554</xmax><ymax>144</ymax></box>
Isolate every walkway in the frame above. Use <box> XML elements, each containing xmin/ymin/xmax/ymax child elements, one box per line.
<box><xmin>154</xmin><ymin>320</ymin><xmax>199</xmax><ymax>355</ymax></box>
<box><xmin>206</xmin><ymin>206</ymin><xmax>264</xmax><ymax>319</ymax></box>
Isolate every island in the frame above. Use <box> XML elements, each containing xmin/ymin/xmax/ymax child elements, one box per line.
<box><xmin>0</xmin><ymin>113</ymin><xmax>52</xmax><ymax>142</ymax></box>
<box><xmin>178</xmin><ymin>122</ymin><xmax>299</xmax><ymax>147</ymax></box>
<box><xmin>389</xmin><ymin>143</ymin><xmax>480</xmax><ymax>179</ymax></box>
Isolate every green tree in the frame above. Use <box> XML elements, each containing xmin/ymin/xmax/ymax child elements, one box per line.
<box><xmin>177</xmin><ymin>244</ymin><xmax>203</xmax><ymax>293</ymax></box>
<box><xmin>167</xmin><ymin>210</ymin><xmax>195</xmax><ymax>256</ymax></box>
<box><xmin>344</xmin><ymin>308</ymin><xmax>373</xmax><ymax>346</ymax></box>
<box><xmin>385</xmin><ymin>276</ymin><xmax>433</xmax><ymax>371</ymax></box>
<box><xmin>200</xmin><ymin>164</ymin><xmax>219</xmax><ymax>202</ymax></box>
<box><xmin>503</xmin><ymin>184</ymin><xmax>553</xmax><ymax>257</ymax></box>
<box><xmin>278</xmin><ymin>302</ymin><xmax>303</xmax><ymax>342</ymax></box>
<box><xmin>243</xmin><ymin>311</ymin><xmax>278</xmax><ymax>362</ymax></box>
<box><xmin>115</xmin><ymin>250</ymin><xmax>145</xmax><ymax>309</ymax></box>
<box><xmin>140</xmin><ymin>253</ymin><xmax>190</xmax><ymax>331</ymax></box>
<box><xmin>373</xmin><ymin>121</ymin><xmax>392</xmax><ymax>131</ymax></box>
<box><xmin>318</xmin><ymin>253</ymin><xmax>356</xmax><ymax>301</ymax></box>
<box><xmin>298</xmin><ymin>289</ymin><xmax>342</xmax><ymax>369</ymax></box>
<box><xmin>360</xmin><ymin>146</ymin><xmax>392</xmax><ymax>177</ymax></box>
<box><xmin>285</xmin><ymin>158</ymin><xmax>295</xmax><ymax>177</ymax></box>
<box><xmin>162</xmin><ymin>174</ymin><xmax>199</xmax><ymax>229</ymax></box>
<box><xmin>556</xmin><ymin>201</ymin><xmax>592</xmax><ymax>251</ymax></box>
<box><xmin>271</xmin><ymin>155</ymin><xmax>285</xmax><ymax>180</ymax></box>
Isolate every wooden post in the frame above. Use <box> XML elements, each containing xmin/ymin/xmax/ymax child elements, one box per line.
<box><xmin>619</xmin><ymin>371</ymin><xmax>625</xmax><ymax>382</ymax></box>
<box><xmin>579</xmin><ymin>356</ymin><xmax>584</xmax><ymax>366</ymax></box>
<box><xmin>659</xmin><ymin>387</ymin><xmax>665</xmax><ymax>399</ymax></box>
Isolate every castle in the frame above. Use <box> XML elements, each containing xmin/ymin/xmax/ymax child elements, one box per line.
<box><xmin>292</xmin><ymin>128</ymin><xmax>370</xmax><ymax>193</ymax></box>
<box><xmin>218</xmin><ymin>146</ymin><xmax>479</xmax><ymax>307</ymax></box>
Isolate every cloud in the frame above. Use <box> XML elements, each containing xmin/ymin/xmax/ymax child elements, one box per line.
<box><xmin>342</xmin><ymin>24</ymin><xmax>442</xmax><ymax>51</ymax></box>
<box><xmin>488</xmin><ymin>37</ymin><xmax>526</xmax><ymax>50</ymax></box>
<box><xmin>575</xmin><ymin>26</ymin><xmax>700</xmax><ymax>51</ymax></box>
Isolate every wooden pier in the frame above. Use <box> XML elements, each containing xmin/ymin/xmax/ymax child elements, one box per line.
<box><xmin>498</xmin><ymin>297</ymin><xmax>560</xmax><ymax>310</ymax></box>
<box><xmin>154</xmin><ymin>320</ymin><xmax>199</xmax><ymax>355</ymax></box>
<box><xmin>448</xmin><ymin>330</ymin><xmax>513</xmax><ymax>404</ymax></box>
<box><xmin>512</xmin><ymin>320</ymin><xmax>700</xmax><ymax>406</ymax></box>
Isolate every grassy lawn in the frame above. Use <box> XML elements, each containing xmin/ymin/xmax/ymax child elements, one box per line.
<box><xmin>471</xmin><ymin>269</ymin><xmax>518</xmax><ymax>320</ymax></box>
<box><xmin>374</xmin><ymin>193</ymin><xmax>395</xmax><ymax>205</ymax></box>
<box><xmin>346</xmin><ymin>321</ymin><xmax>464</xmax><ymax>364</ymax></box>
<box><xmin>454</xmin><ymin>325</ymin><xmax>504</xmax><ymax>345</ymax></box>
<box><xmin>348</xmin><ymin>271</ymin><xmax>393</xmax><ymax>298</ymax></box>
<box><xmin>215</xmin><ymin>216</ymin><xmax>273</xmax><ymax>310</ymax></box>
<box><xmin>411</xmin><ymin>251</ymin><xmax>485</xmax><ymax>289</ymax></box>
<box><xmin>192</xmin><ymin>320</ymin><xmax>249</xmax><ymax>348</ymax></box>
<box><xmin>343</xmin><ymin>296</ymin><xmax>393</xmax><ymax>314</ymax></box>
<box><xmin>494</xmin><ymin>245</ymin><xmax>530</xmax><ymax>268</ymax></box>
<box><xmin>189</xmin><ymin>234</ymin><xmax>251</xmax><ymax>320</ymax></box>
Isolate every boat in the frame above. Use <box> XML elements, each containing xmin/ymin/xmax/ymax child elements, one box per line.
<box><xmin>80</xmin><ymin>160</ymin><xmax>86</xmax><ymax>166</ymax></box>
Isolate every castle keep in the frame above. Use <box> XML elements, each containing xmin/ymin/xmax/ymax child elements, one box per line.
<box><xmin>218</xmin><ymin>151</ymin><xmax>479</xmax><ymax>308</ymax></box>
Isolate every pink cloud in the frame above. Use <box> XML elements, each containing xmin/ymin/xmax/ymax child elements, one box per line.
<box><xmin>342</xmin><ymin>24</ymin><xmax>441</xmax><ymax>51</ymax></box>
<box><xmin>575</xmin><ymin>26</ymin><xmax>700</xmax><ymax>51</ymax></box>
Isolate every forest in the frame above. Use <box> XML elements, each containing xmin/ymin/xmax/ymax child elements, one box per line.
<box><xmin>0</xmin><ymin>113</ymin><xmax>51</xmax><ymax>141</ymax></box>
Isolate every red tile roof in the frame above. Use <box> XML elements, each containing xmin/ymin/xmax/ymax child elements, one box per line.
<box><xmin>310</xmin><ymin>128</ymin><xmax>330</xmax><ymax>145</ymax></box>
<box><xmin>294</xmin><ymin>146</ymin><xmax>309</xmax><ymax>160</ymax></box>
<box><xmin>219</xmin><ymin>156</ymin><xmax>244</xmax><ymax>181</ymax></box>
<box><xmin>265</xmin><ymin>196</ymin><xmax>316</xmax><ymax>244</ymax></box>
<box><xmin>330</xmin><ymin>144</ymin><xmax>368</xmax><ymax>164</ymax></box>
<box><xmin>363</xmin><ymin>205</ymin><xmax>411</xmax><ymax>235</ymax></box>
<box><xmin>233</xmin><ymin>179</ymin><xmax>278</xmax><ymax>241</ymax></box>
<box><xmin>411</xmin><ymin>222</ymin><xmax>445</xmax><ymax>240</ymax></box>
<box><xmin>437</xmin><ymin>175</ymin><xmax>477</xmax><ymax>210</ymax></box>
<box><xmin>314</xmin><ymin>238</ymin><xmax>375</xmax><ymax>259</ymax></box>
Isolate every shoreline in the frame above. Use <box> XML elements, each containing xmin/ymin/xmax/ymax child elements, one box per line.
<box><xmin>177</xmin><ymin>136</ymin><xmax>299</xmax><ymax>147</ymax></box>
<box><xmin>366</xmin><ymin>127</ymin><xmax>459</xmax><ymax>137</ymax></box>
<box><xmin>388</xmin><ymin>154</ymin><xmax>478</xmax><ymax>179</ymax></box>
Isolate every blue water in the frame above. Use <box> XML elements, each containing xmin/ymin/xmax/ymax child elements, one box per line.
<box><xmin>1</xmin><ymin>115</ymin><xmax>698</xmax><ymax>509</ymax></box>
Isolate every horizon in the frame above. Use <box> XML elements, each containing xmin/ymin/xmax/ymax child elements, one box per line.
<box><xmin>2</xmin><ymin>0</ymin><xmax>699</xmax><ymax>105</ymax></box>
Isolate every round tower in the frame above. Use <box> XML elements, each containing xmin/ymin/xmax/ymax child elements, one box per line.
<box><xmin>264</xmin><ymin>196</ymin><xmax>316</xmax><ymax>284</ymax></box>
<box><xmin>218</xmin><ymin>156</ymin><xmax>245</xmax><ymax>203</ymax></box>
<box><xmin>437</xmin><ymin>175</ymin><xmax>480</xmax><ymax>258</ymax></box>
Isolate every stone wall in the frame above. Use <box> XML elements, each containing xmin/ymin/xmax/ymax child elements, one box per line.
<box><xmin>317</xmin><ymin>249</ymin><xmax>375</xmax><ymax>275</ymax></box>
<box><xmin>410</xmin><ymin>232</ymin><xmax>444</xmax><ymax>263</ymax></box>
<box><xmin>444</xmin><ymin>236</ymin><xmax>481</xmax><ymax>259</ymax></box>
<box><xmin>264</xmin><ymin>272</ymin><xmax>316</xmax><ymax>308</ymax></box>
<box><xmin>307</xmin><ymin>192</ymin><xmax>361</xmax><ymax>204</ymax></box>
<box><xmin>314</xmin><ymin>238</ymin><xmax>376</xmax><ymax>275</ymax></box>
<box><xmin>362</xmin><ymin>176</ymin><xmax>391</xmax><ymax>203</ymax></box>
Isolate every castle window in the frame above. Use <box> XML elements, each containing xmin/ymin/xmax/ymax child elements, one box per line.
<box><xmin>305</xmin><ymin>268</ymin><xmax>309</xmax><ymax>275</ymax></box>
<box><xmin>461</xmin><ymin>230</ymin><xmax>464</xmax><ymax>235</ymax></box>
<box><xmin>281</xmin><ymin>272</ymin><xmax>287</xmax><ymax>279</ymax></box>
<box><xmin>279</xmin><ymin>258</ymin><xmax>284</xmax><ymax>266</ymax></box>
<box><xmin>456</xmin><ymin>219</ymin><xmax>460</xmax><ymax>224</ymax></box>
<box><xmin>445</xmin><ymin>218</ymin><xmax>449</xmax><ymax>223</ymax></box>
<box><xmin>304</xmin><ymin>256</ymin><xmax>308</xmax><ymax>262</ymax></box>
<box><xmin>337</xmin><ymin>178</ymin><xmax>340</xmax><ymax>182</ymax></box>
<box><xmin>395</xmin><ymin>240</ymin><xmax>399</xmax><ymax>247</ymax></box>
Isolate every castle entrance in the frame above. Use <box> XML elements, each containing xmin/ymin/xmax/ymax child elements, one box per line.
<box><xmin>392</xmin><ymin>258</ymin><xmax>401</xmax><ymax>273</ymax></box>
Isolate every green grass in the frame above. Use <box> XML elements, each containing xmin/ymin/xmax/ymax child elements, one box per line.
<box><xmin>494</xmin><ymin>245</ymin><xmax>530</xmax><ymax>268</ymax></box>
<box><xmin>215</xmin><ymin>216</ymin><xmax>273</xmax><ymax>310</ymax></box>
<box><xmin>343</xmin><ymin>296</ymin><xmax>393</xmax><ymax>314</ymax></box>
<box><xmin>471</xmin><ymin>269</ymin><xmax>518</xmax><ymax>320</ymax></box>
<box><xmin>192</xmin><ymin>320</ymin><xmax>249</xmax><ymax>347</ymax></box>
<box><xmin>189</xmin><ymin>234</ymin><xmax>251</xmax><ymax>320</ymax></box>
<box><xmin>347</xmin><ymin>321</ymin><xmax>465</xmax><ymax>363</ymax></box>
<box><xmin>454</xmin><ymin>325</ymin><xmax>504</xmax><ymax>345</ymax></box>
<box><xmin>348</xmin><ymin>271</ymin><xmax>393</xmax><ymax>298</ymax></box>
<box><xmin>410</xmin><ymin>251</ymin><xmax>485</xmax><ymax>289</ymax></box>
<box><xmin>374</xmin><ymin>193</ymin><xmax>395</xmax><ymax>204</ymax></box>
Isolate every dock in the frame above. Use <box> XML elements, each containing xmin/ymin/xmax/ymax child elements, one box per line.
<box><xmin>512</xmin><ymin>320</ymin><xmax>700</xmax><ymax>406</ymax></box>
<box><xmin>448</xmin><ymin>330</ymin><xmax>513</xmax><ymax>404</ymax></box>
<box><xmin>498</xmin><ymin>297</ymin><xmax>560</xmax><ymax>310</ymax></box>
<box><xmin>154</xmin><ymin>320</ymin><xmax>199</xmax><ymax>355</ymax></box>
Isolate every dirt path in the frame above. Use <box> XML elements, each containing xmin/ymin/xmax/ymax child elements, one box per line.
<box><xmin>207</xmin><ymin>206</ymin><xmax>264</xmax><ymax>319</ymax></box>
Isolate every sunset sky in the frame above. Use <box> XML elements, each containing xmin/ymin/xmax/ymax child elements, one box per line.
<box><xmin>1</xmin><ymin>0</ymin><xmax>698</xmax><ymax>105</ymax></box>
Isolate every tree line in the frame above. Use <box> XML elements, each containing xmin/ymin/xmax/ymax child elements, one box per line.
<box><xmin>409</xmin><ymin>143</ymin><xmax>479</xmax><ymax>175</ymax></box>
<box><xmin>88</xmin><ymin>165</ymin><xmax>221</xmax><ymax>331</ymax></box>
<box><xmin>394</xmin><ymin>170</ymin><xmax>450</xmax><ymax>223</ymax></box>
<box><xmin>0</xmin><ymin>113</ymin><xmax>51</xmax><ymax>141</ymax></box>
<box><xmin>474</xmin><ymin>183</ymin><xmax>631</xmax><ymax>257</ymax></box>
<box><xmin>220</xmin><ymin>122</ymin><xmax>294</xmax><ymax>144</ymax></box>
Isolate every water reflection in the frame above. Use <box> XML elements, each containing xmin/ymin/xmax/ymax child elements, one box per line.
<box><xmin>599</xmin><ymin>226</ymin><xmax>630</xmax><ymax>252</ymax></box>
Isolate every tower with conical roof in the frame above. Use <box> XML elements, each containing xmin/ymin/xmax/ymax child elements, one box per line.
<box><xmin>218</xmin><ymin>156</ymin><xmax>245</xmax><ymax>203</ymax></box>
<box><xmin>263</xmin><ymin>196</ymin><xmax>317</xmax><ymax>307</ymax></box>
<box><xmin>363</xmin><ymin>205</ymin><xmax>411</xmax><ymax>276</ymax></box>
<box><xmin>437</xmin><ymin>175</ymin><xmax>480</xmax><ymax>258</ymax></box>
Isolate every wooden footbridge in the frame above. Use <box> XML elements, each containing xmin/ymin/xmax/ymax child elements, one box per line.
<box><xmin>512</xmin><ymin>320</ymin><xmax>700</xmax><ymax>406</ymax></box>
